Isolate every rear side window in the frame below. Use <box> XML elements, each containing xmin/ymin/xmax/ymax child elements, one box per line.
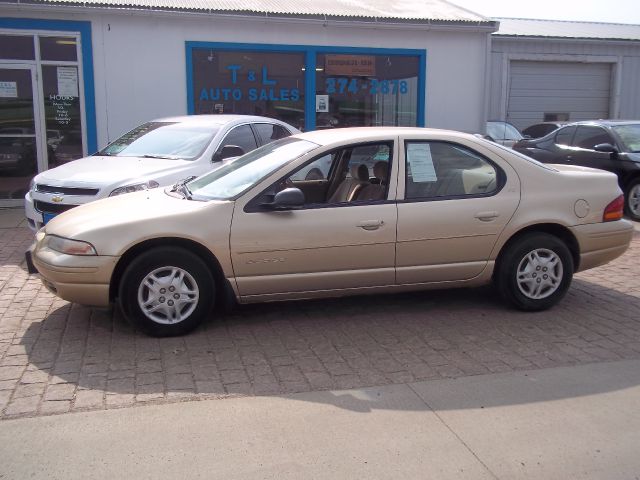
<box><xmin>253</xmin><ymin>123</ymin><xmax>291</xmax><ymax>145</ymax></box>
<box><xmin>405</xmin><ymin>142</ymin><xmax>499</xmax><ymax>200</ymax></box>
<box><xmin>555</xmin><ymin>126</ymin><xmax>576</xmax><ymax>146</ymax></box>
<box><xmin>572</xmin><ymin>126</ymin><xmax>613</xmax><ymax>150</ymax></box>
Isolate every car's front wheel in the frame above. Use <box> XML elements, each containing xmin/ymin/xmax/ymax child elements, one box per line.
<box><xmin>496</xmin><ymin>233</ymin><xmax>574</xmax><ymax>311</ymax></box>
<box><xmin>118</xmin><ymin>247</ymin><xmax>215</xmax><ymax>336</ymax></box>
<box><xmin>625</xmin><ymin>179</ymin><xmax>640</xmax><ymax>221</ymax></box>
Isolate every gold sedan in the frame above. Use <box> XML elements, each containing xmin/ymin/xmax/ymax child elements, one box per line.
<box><xmin>28</xmin><ymin>128</ymin><xmax>634</xmax><ymax>336</ymax></box>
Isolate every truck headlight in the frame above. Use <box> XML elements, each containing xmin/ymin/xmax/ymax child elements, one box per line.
<box><xmin>43</xmin><ymin>235</ymin><xmax>97</xmax><ymax>256</ymax></box>
<box><xmin>109</xmin><ymin>180</ymin><xmax>160</xmax><ymax>196</ymax></box>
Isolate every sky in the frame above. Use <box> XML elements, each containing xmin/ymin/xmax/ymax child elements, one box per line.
<box><xmin>448</xmin><ymin>0</ymin><xmax>640</xmax><ymax>25</ymax></box>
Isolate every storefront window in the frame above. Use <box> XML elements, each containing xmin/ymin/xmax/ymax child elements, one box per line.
<box><xmin>39</xmin><ymin>36</ymin><xmax>78</xmax><ymax>62</ymax></box>
<box><xmin>188</xmin><ymin>44</ymin><xmax>424</xmax><ymax>132</ymax></box>
<box><xmin>191</xmin><ymin>49</ymin><xmax>305</xmax><ymax>130</ymax></box>
<box><xmin>0</xmin><ymin>35</ymin><xmax>35</xmax><ymax>60</ymax></box>
<box><xmin>41</xmin><ymin>65</ymin><xmax>83</xmax><ymax>167</ymax></box>
<box><xmin>315</xmin><ymin>53</ymin><xmax>419</xmax><ymax>129</ymax></box>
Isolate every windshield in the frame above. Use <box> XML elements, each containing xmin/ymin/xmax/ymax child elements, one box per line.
<box><xmin>487</xmin><ymin>122</ymin><xmax>523</xmax><ymax>141</ymax></box>
<box><xmin>189</xmin><ymin>137</ymin><xmax>319</xmax><ymax>200</ymax></box>
<box><xmin>98</xmin><ymin>122</ymin><xmax>220</xmax><ymax>159</ymax></box>
<box><xmin>612</xmin><ymin>124</ymin><xmax>640</xmax><ymax>152</ymax></box>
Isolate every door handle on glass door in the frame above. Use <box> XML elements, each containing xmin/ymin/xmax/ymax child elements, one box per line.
<box><xmin>357</xmin><ymin>220</ymin><xmax>384</xmax><ymax>230</ymax></box>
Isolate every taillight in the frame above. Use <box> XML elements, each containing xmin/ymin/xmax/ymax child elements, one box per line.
<box><xmin>603</xmin><ymin>195</ymin><xmax>624</xmax><ymax>222</ymax></box>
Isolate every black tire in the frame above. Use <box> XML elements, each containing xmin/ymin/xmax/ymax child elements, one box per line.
<box><xmin>496</xmin><ymin>233</ymin><xmax>573</xmax><ymax>311</ymax></box>
<box><xmin>118</xmin><ymin>247</ymin><xmax>215</xmax><ymax>336</ymax></box>
<box><xmin>624</xmin><ymin>179</ymin><xmax>640</xmax><ymax>221</ymax></box>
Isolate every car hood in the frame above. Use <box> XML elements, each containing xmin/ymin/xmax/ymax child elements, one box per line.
<box><xmin>43</xmin><ymin>189</ymin><xmax>234</xmax><ymax>256</ymax></box>
<box><xmin>35</xmin><ymin>155</ymin><xmax>195</xmax><ymax>186</ymax></box>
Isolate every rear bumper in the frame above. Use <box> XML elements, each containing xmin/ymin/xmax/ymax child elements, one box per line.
<box><xmin>571</xmin><ymin>220</ymin><xmax>634</xmax><ymax>272</ymax></box>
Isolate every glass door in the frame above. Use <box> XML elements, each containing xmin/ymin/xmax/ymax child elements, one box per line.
<box><xmin>0</xmin><ymin>65</ymin><xmax>42</xmax><ymax>204</ymax></box>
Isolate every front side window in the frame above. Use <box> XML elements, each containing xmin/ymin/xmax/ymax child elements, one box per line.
<box><xmin>217</xmin><ymin>124</ymin><xmax>258</xmax><ymax>156</ymax></box>
<box><xmin>612</xmin><ymin>124</ymin><xmax>640</xmax><ymax>152</ymax></box>
<box><xmin>405</xmin><ymin>142</ymin><xmax>499</xmax><ymax>200</ymax></box>
<box><xmin>572</xmin><ymin>126</ymin><xmax>613</xmax><ymax>150</ymax></box>
<box><xmin>99</xmin><ymin>122</ymin><xmax>219</xmax><ymax>159</ymax></box>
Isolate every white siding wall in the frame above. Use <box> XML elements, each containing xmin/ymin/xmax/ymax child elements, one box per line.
<box><xmin>4</xmin><ymin>9</ymin><xmax>492</xmax><ymax>148</ymax></box>
<box><xmin>490</xmin><ymin>38</ymin><xmax>640</xmax><ymax>126</ymax></box>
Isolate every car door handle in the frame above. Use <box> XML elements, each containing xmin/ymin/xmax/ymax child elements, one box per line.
<box><xmin>357</xmin><ymin>220</ymin><xmax>384</xmax><ymax>230</ymax></box>
<box><xmin>474</xmin><ymin>211</ymin><xmax>499</xmax><ymax>221</ymax></box>
<box><xmin>566</xmin><ymin>155</ymin><xmax>573</xmax><ymax>161</ymax></box>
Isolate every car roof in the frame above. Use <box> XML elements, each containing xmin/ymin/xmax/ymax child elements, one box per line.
<box><xmin>565</xmin><ymin>120</ymin><xmax>640</xmax><ymax>127</ymax></box>
<box><xmin>151</xmin><ymin>114</ymin><xmax>291</xmax><ymax>126</ymax></box>
<box><xmin>290</xmin><ymin>127</ymin><xmax>474</xmax><ymax>146</ymax></box>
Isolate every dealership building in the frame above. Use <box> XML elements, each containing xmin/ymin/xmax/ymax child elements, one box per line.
<box><xmin>1</xmin><ymin>0</ymin><xmax>640</xmax><ymax>205</ymax></box>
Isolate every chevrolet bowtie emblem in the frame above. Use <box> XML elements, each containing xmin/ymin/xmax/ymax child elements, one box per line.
<box><xmin>51</xmin><ymin>195</ymin><xmax>64</xmax><ymax>203</ymax></box>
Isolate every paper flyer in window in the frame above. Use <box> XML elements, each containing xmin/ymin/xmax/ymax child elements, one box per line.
<box><xmin>57</xmin><ymin>67</ymin><xmax>79</xmax><ymax>97</ymax></box>
<box><xmin>407</xmin><ymin>143</ymin><xmax>437</xmax><ymax>182</ymax></box>
<box><xmin>0</xmin><ymin>81</ymin><xmax>18</xmax><ymax>98</ymax></box>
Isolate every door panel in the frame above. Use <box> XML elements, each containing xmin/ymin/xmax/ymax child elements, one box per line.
<box><xmin>230</xmin><ymin>203</ymin><xmax>397</xmax><ymax>296</ymax></box>
<box><xmin>396</xmin><ymin>139</ymin><xmax>520</xmax><ymax>284</ymax></box>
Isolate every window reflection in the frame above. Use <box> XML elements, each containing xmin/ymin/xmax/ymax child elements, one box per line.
<box><xmin>315</xmin><ymin>54</ymin><xmax>419</xmax><ymax>128</ymax></box>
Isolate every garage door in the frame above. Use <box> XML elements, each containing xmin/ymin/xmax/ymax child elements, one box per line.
<box><xmin>507</xmin><ymin>61</ymin><xmax>611</xmax><ymax>131</ymax></box>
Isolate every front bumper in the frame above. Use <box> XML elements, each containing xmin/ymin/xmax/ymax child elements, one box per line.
<box><xmin>571</xmin><ymin>219</ymin><xmax>634</xmax><ymax>272</ymax></box>
<box><xmin>28</xmin><ymin>235</ymin><xmax>118</xmax><ymax>307</ymax></box>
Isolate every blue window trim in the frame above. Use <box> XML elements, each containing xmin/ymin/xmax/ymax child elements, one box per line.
<box><xmin>0</xmin><ymin>17</ymin><xmax>97</xmax><ymax>153</ymax></box>
<box><xmin>185</xmin><ymin>41</ymin><xmax>426</xmax><ymax>130</ymax></box>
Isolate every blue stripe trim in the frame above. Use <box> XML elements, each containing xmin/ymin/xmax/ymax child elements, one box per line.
<box><xmin>0</xmin><ymin>17</ymin><xmax>97</xmax><ymax>153</ymax></box>
<box><xmin>185</xmin><ymin>41</ymin><xmax>426</xmax><ymax>130</ymax></box>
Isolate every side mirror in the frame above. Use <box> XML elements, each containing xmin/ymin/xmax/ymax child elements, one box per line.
<box><xmin>213</xmin><ymin>145</ymin><xmax>245</xmax><ymax>162</ymax></box>
<box><xmin>594</xmin><ymin>143</ymin><xmax>618</xmax><ymax>153</ymax></box>
<box><xmin>263</xmin><ymin>188</ymin><xmax>305</xmax><ymax>210</ymax></box>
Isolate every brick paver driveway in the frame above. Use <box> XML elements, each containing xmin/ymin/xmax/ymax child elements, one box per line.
<box><xmin>1</xmin><ymin>215</ymin><xmax>639</xmax><ymax>419</ymax></box>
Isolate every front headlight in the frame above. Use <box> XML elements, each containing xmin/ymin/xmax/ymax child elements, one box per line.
<box><xmin>29</xmin><ymin>178</ymin><xmax>36</xmax><ymax>192</ymax></box>
<box><xmin>109</xmin><ymin>180</ymin><xmax>160</xmax><ymax>197</ymax></box>
<box><xmin>43</xmin><ymin>235</ymin><xmax>97</xmax><ymax>256</ymax></box>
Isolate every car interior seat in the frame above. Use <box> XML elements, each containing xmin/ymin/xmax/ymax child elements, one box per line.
<box><xmin>327</xmin><ymin>163</ymin><xmax>370</xmax><ymax>203</ymax></box>
<box><xmin>354</xmin><ymin>161</ymin><xmax>388</xmax><ymax>201</ymax></box>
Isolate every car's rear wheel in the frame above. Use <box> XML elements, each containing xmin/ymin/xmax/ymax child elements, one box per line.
<box><xmin>496</xmin><ymin>233</ymin><xmax>573</xmax><ymax>311</ymax></box>
<box><xmin>118</xmin><ymin>247</ymin><xmax>215</xmax><ymax>336</ymax></box>
<box><xmin>625</xmin><ymin>179</ymin><xmax>640</xmax><ymax>221</ymax></box>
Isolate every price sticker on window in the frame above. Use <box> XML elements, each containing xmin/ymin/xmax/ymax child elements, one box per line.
<box><xmin>407</xmin><ymin>143</ymin><xmax>437</xmax><ymax>182</ymax></box>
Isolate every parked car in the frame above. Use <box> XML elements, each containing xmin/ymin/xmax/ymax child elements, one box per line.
<box><xmin>522</xmin><ymin>121</ymin><xmax>568</xmax><ymax>139</ymax></box>
<box><xmin>25</xmin><ymin>115</ymin><xmax>299</xmax><ymax>230</ymax></box>
<box><xmin>27</xmin><ymin>127</ymin><xmax>633</xmax><ymax>336</ymax></box>
<box><xmin>0</xmin><ymin>135</ymin><xmax>36</xmax><ymax>175</ymax></box>
<box><xmin>513</xmin><ymin>120</ymin><xmax>640</xmax><ymax>220</ymax></box>
<box><xmin>486</xmin><ymin>121</ymin><xmax>523</xmax><ymax>147</ymax></box>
